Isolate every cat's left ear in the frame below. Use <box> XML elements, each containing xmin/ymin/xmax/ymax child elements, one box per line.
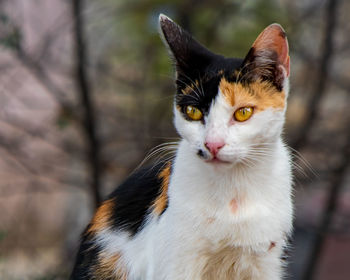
<box><xmin>240</xmin><ymin>24</ymin><xmax>290</xmax><ymax>91</ymax></box>
<box><xmin>159</xmin><ymin>14</ymin><xmax>215</xmax><ymax>78</ymax></box>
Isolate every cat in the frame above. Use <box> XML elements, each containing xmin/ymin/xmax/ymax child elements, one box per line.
<box><xmin>71</xmin><ymin>14</ymin><xmax>293</xmax><ymax>280</ymax></box>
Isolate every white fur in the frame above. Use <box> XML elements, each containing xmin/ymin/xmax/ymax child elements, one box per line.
<box><xmin>96</xmin><ymin>86</ymin><xmax>293</xmax><ymax>279</ymax></box>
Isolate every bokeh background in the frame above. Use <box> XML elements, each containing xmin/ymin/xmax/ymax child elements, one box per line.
<box><xmin>0</xmin><ymin>0</ymin><xmax>349</xmax><ymax>279</ymax></box>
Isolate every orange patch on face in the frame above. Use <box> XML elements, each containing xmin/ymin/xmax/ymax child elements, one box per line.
<box><xmin>220</xmin><ymin>78</ymin><xmax>235</xmax><ymax>106</ymax></box>
<box><xmin>153</xmin><ymin>162</ymin><xmax>171</xmax><ymax>215</ymax></box>
<box><xmin>94</xmin><ymin>252</ymin><xmax>128</xmax><ymax>280</ymax></box>
<box><xmin>219</xmin><ymin>78</ymin><xmax>285</xmax><ymax>111</ymax></box>
<box><xmin>87</xmin><ymin>198</ymin><xmax>115</xmax><ymax>234</ymax></box>
<box><xmin>230</xmin><ymin>199</ymin><xmax>239</xmax><ymax>213</ymax></box>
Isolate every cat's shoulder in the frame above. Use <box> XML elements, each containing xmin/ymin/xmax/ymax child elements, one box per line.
<box><xmin>88</xmin><ymin>161</ymin><xmax>172</xmax><ymax>237</ymax></box>
<box><xmin>70</xmin><ymin>161</ymin><xmax>172</xmax><ymax>279</ymax></box>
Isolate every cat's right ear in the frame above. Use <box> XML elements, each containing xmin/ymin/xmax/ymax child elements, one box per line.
<box><xmin>159</xmin><ymin>14</ymin><xmax>214</xmax><ymax>77</ymax></box>
<box><xmin>240</xmin><ymin>24</ymin><xmax>290</xmax><ymax>91</ymax></box>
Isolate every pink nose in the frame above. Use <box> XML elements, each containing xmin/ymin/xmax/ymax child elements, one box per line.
<box><xmin>205</xmin><ymin>141</ymin><xmax>225</xmax><ymax>156</ymax></box>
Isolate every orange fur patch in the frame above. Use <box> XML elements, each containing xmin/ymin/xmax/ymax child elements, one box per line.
<box><xmin>94</xmin><ymin>252</ymin><xmax>128</xmax><ymax>280</ymax></box>
<box><xmin>201</xmin><ymin>245</ymin><xmax>265</xmax><ymax>279</ymax></box>
<box><xmin>201</xmin><ymin>246</ymin><xmax>237</xmax><ymax>279</ymax></box>
<box><xmin>229</xmin><ymin>199</ymin><xmax>239</xmax><ymax>213</ymax></box>
<box><xmin>153</xmin><ymin>162</ymin><xmax>171</xmax><ymax>215</ymax></box>
<box><xmin>219</xmin><ymin>78</ymin><xmax>285</xmax><ymax>111</ymax></box>
<box><xmin>87</xmin><ymin>198</ymin><xmax>115</xmax><ymax>234</ymax></box>
<box><xmin>200</xmin><ymin>242</ymin><xmax>283</xmax><ymax>279</ymax></box>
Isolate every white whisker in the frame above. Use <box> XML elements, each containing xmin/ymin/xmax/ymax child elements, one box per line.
<box><xmin>288</xmin><ymin>146</ymin><xmax>318</xmax><ymax>179</ymax></box>
<box><xmin>134</xmin><ymin>141</ymin><xmax>179</xmax><ymax>173</ymax></box>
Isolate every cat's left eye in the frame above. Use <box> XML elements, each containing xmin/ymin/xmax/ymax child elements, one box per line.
<box><xmin>234</xmin><ymin>107</ymin><xmax>254</xmax><ymax>122</ymax></box>
<box><xmin>185</xmin><ymin>105</ymin><xmax>203</xmax><ymax>121</ymax></box>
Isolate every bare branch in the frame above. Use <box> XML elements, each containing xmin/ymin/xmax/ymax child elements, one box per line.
<box><xmin>72</xmin><ymin>0</ymin><xmax>102</xmax><ymax>208</ymax></box>
<box><xmin>291</xmin><ymin>0</ymin><xmax>339</xmax><ymax>150</ymax></box>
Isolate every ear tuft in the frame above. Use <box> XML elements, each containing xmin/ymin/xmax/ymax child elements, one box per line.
<box><xmin>159</xmin><ymin>13</ymin><xmax>172</xmax><ymax>24</ymax></box>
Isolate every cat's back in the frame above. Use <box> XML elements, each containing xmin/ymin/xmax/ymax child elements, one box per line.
<box><xmin>70</xmin><ymin>161</ymin><xmax>171</xmax><ymax>280</ymax></box>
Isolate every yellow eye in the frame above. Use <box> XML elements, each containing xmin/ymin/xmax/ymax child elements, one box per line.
<box><xmin>234</xmin><ymin>107</ymin><xmax>254</xmax><ymax>122</ymax></box>
<box><xmin>186</xmin><ymin>105</ymin><xmax>203</xmax><ymax>121</ymax></box>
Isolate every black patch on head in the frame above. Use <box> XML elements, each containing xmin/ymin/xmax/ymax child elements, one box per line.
<box><xmin>106</xmin><ymin>161</ymin><xmax>171</xmax><ymax>236</ymax></box>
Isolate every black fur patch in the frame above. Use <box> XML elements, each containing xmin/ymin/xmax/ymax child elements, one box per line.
<box><xmin>71</xmin><ymin>162</ymin><xmax>172</xmax><ymax>279</ymax></box>
<box><xmin>107</xmin><ymin>162</ymin><xmax>171</xmax><ymax>236</ymax></box>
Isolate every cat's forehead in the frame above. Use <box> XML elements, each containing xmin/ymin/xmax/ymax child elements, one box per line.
<box><xmin>175</xmin><ymin>56</ymin><xmax>243</xmax><ymax>112</ymax></box>
<box><xmin>179</xmin><ymin>56</ymin><xmax>243</xmax><ymax>83</ymax></box>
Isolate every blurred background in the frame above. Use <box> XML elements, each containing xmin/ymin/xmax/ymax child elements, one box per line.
<box><xmin>0</xmin><ymin>0</ymin><xmax>349</xmax><ymax>279</ymax></box>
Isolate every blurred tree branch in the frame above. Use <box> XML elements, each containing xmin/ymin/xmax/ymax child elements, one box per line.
<box><xmin>0</xmin><ymin>1</ymin><xmax>102</xmax><ymax>206</ymax></box>
<box><xmin>291</xmin><ymin>0</ymin><xmax>339</xmax><ymax>151</ymax></box>
<box><xmin>0</xmin><ymin>132</ymin><xmax>86</xmax><ymax>192</ymax></box>
<box><xmin>15</xmin><ymin>49</ymin><xmax>72</xmax><ymax>108</ymax></box>
<box><xmin>298</xmin><ymin>1</ymin><xmax>346</xmax><ymax>277</ymax></box>
<box><xmin>72</xmin><ymin>0</ymin><xmax>101</xmax><ymax>208</ymax></box>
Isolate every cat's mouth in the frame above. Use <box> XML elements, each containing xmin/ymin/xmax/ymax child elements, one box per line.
<box><xmin>206</xmin><ymin>157</ymin><xmax>231</xmax><ymax>164</ymax></box>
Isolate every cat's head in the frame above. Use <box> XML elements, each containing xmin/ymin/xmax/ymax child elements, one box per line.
<box><xmin>159</xmin><ymin>14</ymin><xmax>290</xmax><ymax>166</ymax></box>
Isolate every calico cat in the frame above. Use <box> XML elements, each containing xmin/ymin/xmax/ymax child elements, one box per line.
<box><xmin>71</xmin><ymin>14</ymin><xmax>293</xmax><ymax>280</ymax></box>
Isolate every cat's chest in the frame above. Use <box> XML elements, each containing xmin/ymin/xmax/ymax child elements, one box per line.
<box><xmin>155</xmin><ymin>206</ymin><xmax>279</xmax><ymax>279</ymax></box>
<box><xmin>168</xmin><ymin>188</ymin><xmax>283</xmax><ymax>250</ymax></box>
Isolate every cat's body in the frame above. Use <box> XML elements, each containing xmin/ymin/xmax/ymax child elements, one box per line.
<box><xmin>71</xmin><ymin>15</ymin><xmax>293</xmax><ymax>280</ymax></box>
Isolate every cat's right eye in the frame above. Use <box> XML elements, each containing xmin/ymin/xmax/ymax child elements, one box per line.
<box><xmin>185</xmin><ymin>105</ymin><xmax>203</xmax><ymax>121</ymax></box>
